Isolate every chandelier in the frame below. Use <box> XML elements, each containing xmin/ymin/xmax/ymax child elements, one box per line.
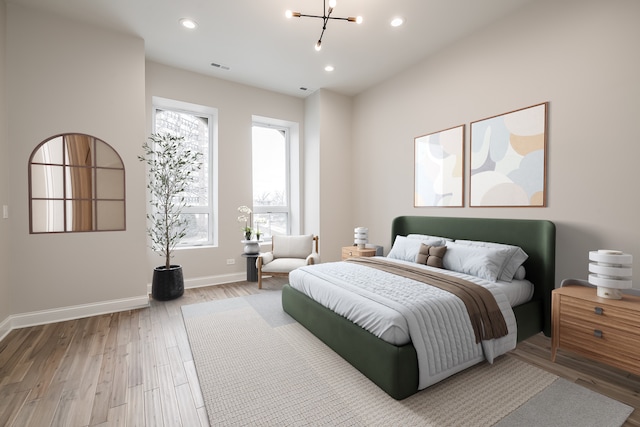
<box><xmin>286</xmin><ymin>0</ymin><xmax>363</xmax><ymax>51</ymax></box>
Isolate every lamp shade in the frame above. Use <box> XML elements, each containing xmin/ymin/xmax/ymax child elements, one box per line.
<box><xmin>588</xmin><ymin>249</ymin><xmax>633</xmax><ymax>299</ymax></box>
<box><xmin>354</xmin><ymin>227</ymin><xmax>368</xmax><ymax>249</ymax></box>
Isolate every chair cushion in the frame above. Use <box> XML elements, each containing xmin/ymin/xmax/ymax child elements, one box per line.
<box><xmin>272</xmin><ymin>234</ymin><xmax>313</xmax><ymax>259</ymax></box>
<box><xmin>261</xmin><ymin>258</ymin><xmax>308</xmax><ymax>273</ymax></box>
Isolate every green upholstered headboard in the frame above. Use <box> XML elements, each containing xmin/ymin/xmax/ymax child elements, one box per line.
<box><xmin>391</xmin><ymin>216</ymin><xmax>556</xmax><ymax>336</ymax></box>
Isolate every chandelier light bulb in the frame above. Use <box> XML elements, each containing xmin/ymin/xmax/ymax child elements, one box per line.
<box><xmin>356</xmin><ymin>16</ymin><xmax>363</xmax><ymax>24</ymax></box>
<box><xmin>315</xmin><ymin>40</ymin><xmax>322</xmax><ymax>51</ymax></box>
<box><xmin>285</xmin><ymin>10</ymin><xmax>293</xmax><ymax>18</ymax></box>
<box><xmin>329</xmin><ymin>0</ymin><xmax>337</xmax><ymax>8</ymax></box>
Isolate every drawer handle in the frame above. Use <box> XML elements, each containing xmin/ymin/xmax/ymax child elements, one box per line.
<box><xmin>349</xmin><ymin>251</ymin><xmax>353</xmax><ymax>256</ymax></box>
<box><xmin>594</xmin><ymin>307</ymin><xmax>604</xmax><ymax>315</ymax></box>
<box><xmin>593</xmin><ymin>329</ymin><xmax>603</xmax><ymax>338</ymax></box>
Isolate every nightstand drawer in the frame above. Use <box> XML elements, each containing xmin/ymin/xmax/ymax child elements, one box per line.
<box><xmin>558</xmin><ymin>316</ymin><xmax>640</xmax><ymax>359</ymax></box>
<box><xmin>341</xmin><ymin>246</ymin><xmax>376</xmax><ymax>260</ymax></box>
<box><xmin>560</xmin><ymin>296</ymin><xmax>640</xmax><ymax>328</ymax></box>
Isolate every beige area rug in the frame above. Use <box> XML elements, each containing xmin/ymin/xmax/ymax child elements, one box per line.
<box><xmin>182</xmin><ymin>291</ymin><xmax>633</xmax><ymax>426</ymax></box>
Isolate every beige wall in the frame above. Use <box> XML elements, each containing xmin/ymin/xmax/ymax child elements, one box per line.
<box><xmin>351</xmin><ymin>0</ymin><xmax>640</xmax><ymax>288</ymax></box>
<box><xmin>6</xmin><ymin>3</ymin><xmax>148</xmax><ymax>314</ymax></box>
<box><xmin>0</xmin><ymin>1</ymin><xmax>10</xmax><ymax>328</ymax></box>
<box><xmin>145</xmin><ymin>62</ymin><xmax>306</xmax><ymax>282</ymax></box>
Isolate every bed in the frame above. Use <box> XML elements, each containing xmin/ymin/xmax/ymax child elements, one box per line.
<box><xmin>281</xmin><ymin>216</ymin><xmax>556</xmax><ymax>400</ymax></box>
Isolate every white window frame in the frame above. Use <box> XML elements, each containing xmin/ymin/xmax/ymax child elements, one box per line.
<box><xmin>251</xmin><ymin>116</ymin><xmax>300</xmax><ymax>238</ymax></box>
<box><xmin>152</xmin><ymin>96</ymin><xmax>218</xmax><ymax>247</ymax></box>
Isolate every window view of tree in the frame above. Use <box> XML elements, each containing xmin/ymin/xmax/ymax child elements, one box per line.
<box><xmin>252</xmin><ymin>125</ymin><xmax>289</xmax><ymax>239</ymax></box>
<box><xmin>154</xmin><ymin>107</ymin><xmax>213</xmax><ymax>246</ymax></box>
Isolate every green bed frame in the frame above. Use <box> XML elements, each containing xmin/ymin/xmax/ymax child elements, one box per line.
<box><xmin>282</xmin><ymin>216</ymin><xmax>556</xmax><ymax>400</ymax></box>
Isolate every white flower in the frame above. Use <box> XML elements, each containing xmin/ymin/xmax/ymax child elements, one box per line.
<box><xmin>237</xmin><ymin>205</ymin><xmax>252</xmax><ymax>215</ymax></box>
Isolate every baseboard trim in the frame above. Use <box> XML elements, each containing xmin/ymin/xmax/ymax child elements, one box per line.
<box><xmin>5</xmin><ymin>295</ymin><xmax>150</xmax><ymax>333</ymax></box>
<box><xmin>0</xmin><ymin>316</ymin><xmax>11</xmax><ymax>343</ymax></box>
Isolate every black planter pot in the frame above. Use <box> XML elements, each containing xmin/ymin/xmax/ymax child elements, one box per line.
<box><xmin>152</xmin><ymin>265</ymin><xmax>184</xmax><ymax>301</ymax></box>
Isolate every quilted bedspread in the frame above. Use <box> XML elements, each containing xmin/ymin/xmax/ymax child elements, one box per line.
<box><xmin>289</xmin><ymin>258</ymin><xmax>517</xmax><ymax>389</ymax></box>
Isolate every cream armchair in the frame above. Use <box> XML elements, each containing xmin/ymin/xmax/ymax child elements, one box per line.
<box><xmin>256</xmin><ymin>234</ymin><xmax>319</xmax><ymax>289</ymax></box>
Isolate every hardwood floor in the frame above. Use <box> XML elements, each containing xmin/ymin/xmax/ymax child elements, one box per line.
<box><xmin>1</xmin><ymin>278</ymin><xmax>638</xmax><ymax>426</ymax></box>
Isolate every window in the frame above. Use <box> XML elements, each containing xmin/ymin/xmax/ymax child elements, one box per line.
<box><xmin>152</xmin><ymin>97</ymin><xmax>217</xmax><ymax>246</ymax></box>
<box><xmin>252</xmin><ymin>123</ymin><xmax>290</xmax><ymax>239</ymax></box>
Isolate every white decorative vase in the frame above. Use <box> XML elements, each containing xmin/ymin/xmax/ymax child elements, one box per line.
<box><xmin>242</xmin><ymin>240</ymin><xmax>260</xmax><ymax>255</ymax></box>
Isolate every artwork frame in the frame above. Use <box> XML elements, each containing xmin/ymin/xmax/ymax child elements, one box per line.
<box><xmin>470</xmin><ymin>102</ymin><xmax>548</xmax><ymax>207</ymax></box>
<box><xmin>414</xmin><ymin>124</ymin><xmax>465</xmax><ymax>207</ymax></box>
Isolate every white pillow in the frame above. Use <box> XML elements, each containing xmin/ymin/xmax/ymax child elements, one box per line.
<box><xmin>387</xmin><ymin>235</ymin><xmax>423</xmax><ymax>263</ymax></box>
<box><xmin>455</xmin><ymin>240</ymin><xmax>528</xmax><ymax>282</ymax></box>
<box><xmin>406</xmin><ymin>234</ymin><xmax>451</xmax><ymax>246</ymax></box>
<box><xmin>443</xmin><ymin>242</ymin><xmax>513</xmax><ymax>282</ymax></box>
<box><xmin>514</xmin><ymin>265</ymin><xmax>526</xmax><ymax>280</ymax></box>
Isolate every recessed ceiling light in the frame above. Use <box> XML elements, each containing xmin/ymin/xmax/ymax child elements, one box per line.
<box><xmin>390</xmin><ymin>17</ymin><xmax>405</xmax><ymax>27</ymax></box>
<box><xmin>325</xmin><ymin>65</ymin><xmax>335</xmax><ymax>72</ymax></box>
<box><xmin>179</xmin><ymin>18</ymin><xmax>198</xmax><ymax>29</ymax></box>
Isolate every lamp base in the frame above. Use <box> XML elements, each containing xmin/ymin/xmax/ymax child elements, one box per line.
<box><xmin>597</xmin><ymin>286</ymin><xmax>623</xmax><ymax>300</ymax></box>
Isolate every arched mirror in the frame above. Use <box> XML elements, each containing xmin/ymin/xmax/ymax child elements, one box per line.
<box><xmin>29</xmin><ymin>133</ymin><xmax>126</xmax><ymax>233</ymax></box>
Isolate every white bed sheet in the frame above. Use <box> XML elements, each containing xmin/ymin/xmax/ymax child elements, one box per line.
<box><xmin>288</xmin><ymin>257</ymin><xmax>531</xmax><ymax>347</ymax></box>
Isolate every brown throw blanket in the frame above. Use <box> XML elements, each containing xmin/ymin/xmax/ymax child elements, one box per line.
<box><xmin>345</xmin><ymin>257</ymin><xmax>508</xmax><ymax>344</ymax></box>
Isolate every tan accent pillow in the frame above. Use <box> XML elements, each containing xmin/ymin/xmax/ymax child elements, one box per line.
<box><xmin>417</xmin><ymin>243</ymin><xmax>447</xmax><ymax>268</ymax></box>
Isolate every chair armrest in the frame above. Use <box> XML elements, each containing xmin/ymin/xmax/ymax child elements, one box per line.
<box><xmin>258</xmin><ymin>252</ymin><xmax>274</xmax><ymax>266</ymax></box>
<box><xmin>306</xmin><ymin>252</ymin><xmax>320</xmax><ymax>265</ymax></box>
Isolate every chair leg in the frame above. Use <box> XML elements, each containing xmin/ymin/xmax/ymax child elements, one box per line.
<box><xmin>258</xmin><ymin>269</ymin><xmax>262</xmax><ymax>289</ymax></box>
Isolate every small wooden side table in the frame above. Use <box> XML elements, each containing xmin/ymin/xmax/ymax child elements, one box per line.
<box><xmin>341</xmin><ymin>246</ymin><xmax>377</xmax><ymax>260</ymax></box>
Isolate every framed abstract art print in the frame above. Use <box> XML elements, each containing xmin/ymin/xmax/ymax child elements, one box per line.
<box><xmin>470</xmin><ymin>102</ymin><xmax>548</xmax><ymax>207</ymax></box>
<box><xmin>414</xmin><ymin>124</ymin><xmax>464</xmax><ymax>207</ymax></box>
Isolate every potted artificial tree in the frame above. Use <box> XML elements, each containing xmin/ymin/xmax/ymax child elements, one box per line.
<box><xmin>139</xmin><ymin>133</ymin><xmax>203</xmax><ymax>301</ymax></box>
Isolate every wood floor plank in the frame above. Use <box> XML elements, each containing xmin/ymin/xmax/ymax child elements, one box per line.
<box><xmin>0</xmin><ymin>388</ymin><xmax>30</xmax><ymax>427</ymax></box>
<box><xmin>184</xmin><ymin>359</ymin><xmax>205</xmax><ymax>409</ymax></box>
<box><xmin>157</xmin><ymin>363</ymin><xmax>181</xmax><ymax>426</ymax></box>
<box><xmin>14</xmin><ymin>380</ymin><xmax>65</xmax><ymax>427</ymax></box>
<box><xmin>144</xmin><ymin>387</ymin><xmax>163</xmax><ymax>427</ymax></box>
<box><xmin>127</xmin><ymin>383</ymin><xmax>145</xmax><ymax>427</ymax></box>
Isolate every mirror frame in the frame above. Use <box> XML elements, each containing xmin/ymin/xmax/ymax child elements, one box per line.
<box><xmin>28</xmin><ymin>133</ymin><xmax>126</xmax><ymax>233</ymax></box>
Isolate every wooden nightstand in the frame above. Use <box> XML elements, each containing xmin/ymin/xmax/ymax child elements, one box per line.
<box><xmin>551</xmin><ymin>285</ymin><xmax>640</xmax><ymax>376</ymax></box>
<box><xmin>341</xmin><ymin>246</ymin><xmax>376</xmax><ymax>260</ymax></box>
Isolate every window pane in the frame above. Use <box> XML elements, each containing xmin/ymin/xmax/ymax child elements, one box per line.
<box><xmin>155</xmin><ymin>109</ymin><xmax>209</xmax><ymax>207</ymax></box>
<box><xmin>153</xmin><ymin>102</ymin><xmax>215</xmax><ymax>247</ymax></box>
<box><xmin>179</xmin><ymin>213</ymin><xmax>210</xmax><ymax>246</ymax></box>
<box><xmin>253</xmin><ymin>212</ymin><xmax>288</xmax><ymax>240</ymax></box>
<box><xmin>252</xmin><ymin>127</ymin><xmax>287</xmax><ymax>207</ymax></box>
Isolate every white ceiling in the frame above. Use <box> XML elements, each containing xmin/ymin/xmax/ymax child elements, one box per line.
<box><xmin>8</xmin><ymin>0</ymin><xmax>533</xmax><ymax>98</ymax></box>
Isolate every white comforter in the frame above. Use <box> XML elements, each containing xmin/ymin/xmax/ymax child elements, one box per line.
<box><xmin>288</xmin><ymin>257</ymin><xmax>517</xmax><ymax>390</ymax></box>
